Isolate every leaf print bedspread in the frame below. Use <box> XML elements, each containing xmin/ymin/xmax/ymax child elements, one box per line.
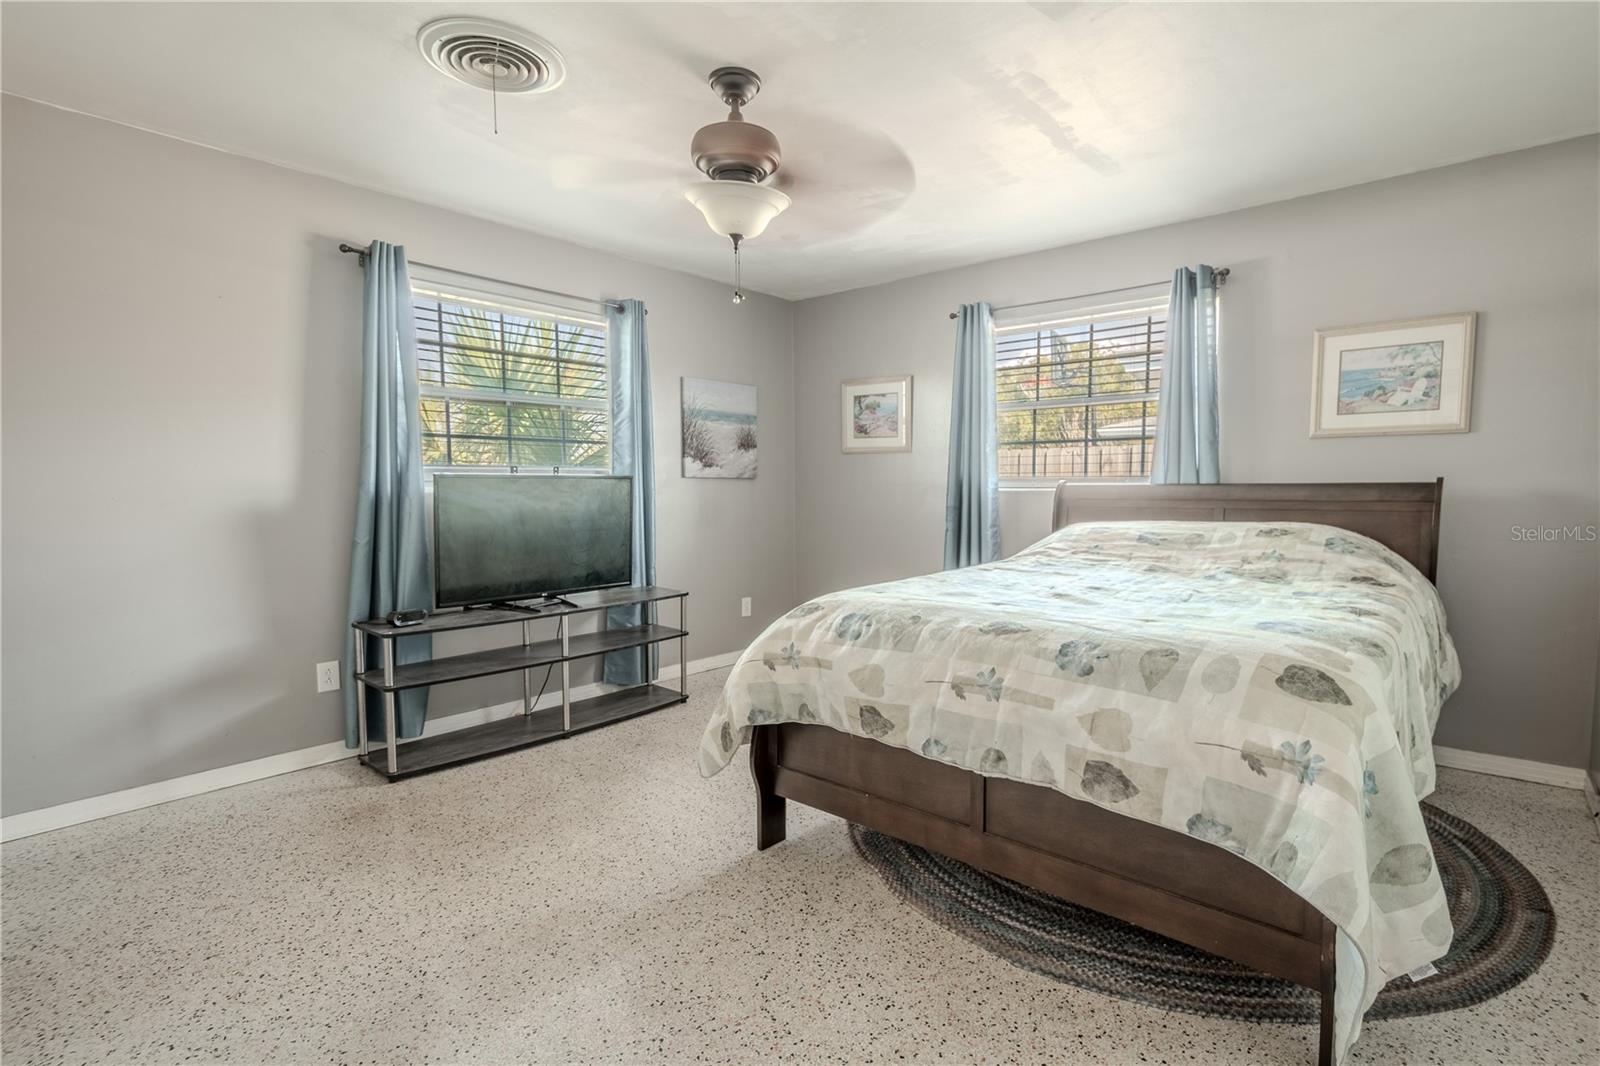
<box><xmin>698</xmin><ymin>521</ymin><xmax>1461</xmax><ymax>1063</ymax></box>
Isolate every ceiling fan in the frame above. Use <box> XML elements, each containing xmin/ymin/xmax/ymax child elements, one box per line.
<box><xmin>683</xmin><ymin>67</ymin><xmax>792</xmax><ymax>303</ymax></box>
<box><xmin>537</xmin><ymin>61</ymin><xmax>915</xmax><ymax>298</ymax></box>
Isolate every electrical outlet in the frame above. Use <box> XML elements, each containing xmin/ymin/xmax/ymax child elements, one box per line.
<box><xmin>316</xmin><ymin>660</ymin><xmax>341</xmax><ymax>694</ymax></box>
<box><xmin>740</xmin><ymin>596</ymin><xmax>752</xmax><ymax>618</ymax></box>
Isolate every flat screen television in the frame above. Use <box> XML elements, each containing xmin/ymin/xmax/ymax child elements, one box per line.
<box><xmin>432</xmin><ymin>474</ymin><xmax>633</xmax><ymax>609</ymax></box>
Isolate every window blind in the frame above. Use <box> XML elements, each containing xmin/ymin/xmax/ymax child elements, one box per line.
<box><xmin>410</xmin><ymin>279</ymin><xmax>610</xmax><ymax>472</ymax></box>
<box><xmin>996</xmin><ymin>299</ymin><xmax>1167</xmax><ymax>482</ymax></box>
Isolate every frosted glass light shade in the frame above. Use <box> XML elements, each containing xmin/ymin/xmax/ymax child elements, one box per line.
<box><xmin>684</xmin><ymin>180</ymin><xmax>791</xmax><ymax>240</ymax></box>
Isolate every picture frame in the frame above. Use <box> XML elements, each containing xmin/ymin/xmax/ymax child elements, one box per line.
<box><xmin>1309</xmin><ymin>312</ymin><xmax>1476</xmax><ymax>437</ymax></box>
<box><xmin>841</xmin><ymin>375</ymin><xmax>913</xmax><ymax>453</ymax></box>
<box><xmin>681</xmin><ymin>376</ymin><xmax>758</xmax><ymax>479</ymax></box>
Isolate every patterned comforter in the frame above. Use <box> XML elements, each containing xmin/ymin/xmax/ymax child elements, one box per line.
<box><xmin>699</xmin><ymin>521</ymin><xmax>1461</xmax><ymax>1062</ymax></box>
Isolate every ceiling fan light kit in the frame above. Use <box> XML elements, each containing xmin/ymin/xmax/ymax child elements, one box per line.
<box><xmin>683</xmin><ymin>66</ymin><xmax>791</xmax><ymax>303</ymax></box>
<box><xmin>683</xmin><ymin>181</ymin><xmax>791</xmax><ymax>241</ymax></box>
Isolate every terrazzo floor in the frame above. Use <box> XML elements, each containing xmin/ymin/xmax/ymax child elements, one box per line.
<box><xmin>3</xmin><ymin>667</ymin><xmax>1597</xmax><ymax>1065</ymax></box>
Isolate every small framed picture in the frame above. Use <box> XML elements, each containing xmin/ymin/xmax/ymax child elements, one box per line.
<box><xmin>1310</xmin><ymin>312</ymin><xmax>1476</xmax><ymax>437</ymax></box>
<box><xmin>842</xmin><ymin>375</ymin><xmax>913</xmax><ymax>453</ymax></box>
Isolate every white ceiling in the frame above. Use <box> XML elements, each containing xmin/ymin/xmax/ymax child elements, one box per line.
<box><xmin>4</xmin><ymin>2</ymin><xmax>1597</xmax><ymax>300</ymax></box>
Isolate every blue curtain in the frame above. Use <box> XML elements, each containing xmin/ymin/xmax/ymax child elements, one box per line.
<box><xmin>602</xmin><ymin>299</ymin><xmax>659</xmax><ymax>685</ymax></box>
<box><xmin>1151</xmin><ymin>266</ymin><xmax>1221</xmax><ymax>484</ymax></box>
<box><xmin>343</xmin><ymin>241</ymin><xmax>433</xmax><ymax>746</ymax></box>
<box><xmin>943</xmin><ymin>302</ymin><xmax>1000</xmax><ymax>569</ymax></box>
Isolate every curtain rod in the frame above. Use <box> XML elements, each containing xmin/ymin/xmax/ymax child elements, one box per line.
<box><xmin>338</xmin><ymin>243</ymin><xmax>630</xmax><ymax>313</ymax></box>
<box><xmin>946</xmin><ymin>267</ymin><xmax>1229</xmax><ymax>320</ymax></box>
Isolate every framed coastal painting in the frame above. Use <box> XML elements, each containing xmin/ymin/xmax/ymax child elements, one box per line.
<box><xmin>1310</xmin><ymin>312</ymin><xmax>1476</xmax><ymax>437</ymax></box>
<box><xmin>681</xmin><ymin>377</ymin><xmax>757</xmax><ymax>478</ymax></box>
<box><xmin>841</xmin><ymin>375</ymin><xmax>913</xmax><ymax>453</ymax></box>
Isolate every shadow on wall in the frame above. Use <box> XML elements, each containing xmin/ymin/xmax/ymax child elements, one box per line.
<box><xmin>998</xmin><ymin>488</ymin><xmax>1058</xmax><ymax>558</ymax></box>
<box><xmin>197</xmin><ymin>236</ymin><xmax>367</xmax><ymax>773</ymax></box>
<box><xmin>105</xmin><ymin>237</ymin><xmax>364</xmax><ymax>786</ymax></box>
<box><xmin>143</xmin><ymin>236</ymin><xmax>376</xmax><ymax>779</ymax></box>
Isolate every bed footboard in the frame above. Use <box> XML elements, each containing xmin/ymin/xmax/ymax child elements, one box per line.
<box><xmin>751</xmin><ymin>723</ymin><xmax>1338</xmax><ymax>1065</ymax></box>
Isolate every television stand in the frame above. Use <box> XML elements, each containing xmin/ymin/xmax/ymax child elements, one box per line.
<box><xmin>465</xmin><ymin>594</ymin><xmax>581</xmax><ymax>614</ymax></box>
<box><xmin>515</xmin><ymin>594</ymin><xmax>581</xmax><ymax>612</ymax></box>
<box><xmin>352</xmin><ymin>586</ymin><xmax>688</xmax><ymax>779</ymax></box>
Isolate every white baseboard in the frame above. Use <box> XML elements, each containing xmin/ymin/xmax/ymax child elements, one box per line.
<box><xmin>0</xmin><ymin>651</ymin><xmax>740</xmax><ymax>843</ymax></box>
<box><xmin>1432</xmin><ymin>744</ymin><xmax>1590</xmax><ymax>791</ymax></box>
<box><xmin>14</xmin><ymin>656</ymin><xmax>1574</xmax><ymax>845</ymax></box>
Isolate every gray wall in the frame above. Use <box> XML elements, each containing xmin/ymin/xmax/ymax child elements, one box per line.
<box><xmin>792</xmin><ymin>136</ymin><xmax>1600</xmax><ymax>770</ymax></box>
<box><xmin>1</xmin><ymin>97</ymin><xmax>797</xmax><ymax>816</ymax></box>
<box><xmin>5</xmin><ymin>97</ymin><xmax>1596</xmax><ymax>817</ymax></box>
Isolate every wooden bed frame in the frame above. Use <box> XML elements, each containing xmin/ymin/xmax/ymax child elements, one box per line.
<box><xmin>749</xmin><ymin>480</ymin><xmax>1444</xmax><ymax>1066</ymax></box>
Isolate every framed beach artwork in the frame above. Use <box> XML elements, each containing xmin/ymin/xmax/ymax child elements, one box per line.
<box><xmin>841</xmin><ymin>375</ymin><xmax>913</xmax><ymax>453</ymax></box>
<box><xmin>1310</xmin><ymin>312</ymin><xmax>1476</xmax><ymax>437</ymax></box>
<box><xmin>681</xmin><ymin>377</ymin><xmax>757</xmax><ymax>478</ymax></box>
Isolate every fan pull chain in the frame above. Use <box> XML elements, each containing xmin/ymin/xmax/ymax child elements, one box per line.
<box><xmin>731</xmin><ymin>235</ymin><xmax>746</xmax><ymax>304</ymax></box>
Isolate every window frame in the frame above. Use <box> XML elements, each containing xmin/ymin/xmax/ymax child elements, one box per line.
<box><xmin>408</xmin><ymin>266</ymin><xmax>612</xmax><ymax>477</ymax></box>
<box><xmin>995</xmin><ymin>292</ymin><xmax>1170</xmax><ymax>489</ymax></box>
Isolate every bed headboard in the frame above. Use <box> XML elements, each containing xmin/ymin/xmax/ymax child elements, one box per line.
<box><xmin>1050</xmin><ymin>479</ymin><xmax>1444</xmax><ymax>583</ymax></box>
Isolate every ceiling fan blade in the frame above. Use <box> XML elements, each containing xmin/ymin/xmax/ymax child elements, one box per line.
<box><xmin>547</xmin><ymin>152</ymin><xmax>683</xmax><ymax>192</ymax></box>
<box><xmin>761</xmin><ymin>110</ymin><xmax>918</xmax><ymax>239</ymax></box>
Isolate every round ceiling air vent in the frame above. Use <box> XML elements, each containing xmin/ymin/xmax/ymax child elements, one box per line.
<box><xmin>417</xmin><ymin>17</ymin><xmax>566</xmax><ymax>95</ymax></box>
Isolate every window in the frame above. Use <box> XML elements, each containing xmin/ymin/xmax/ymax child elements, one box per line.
<box><xmin>996</xmin><ymin>297</ymin><xmax>1166</xmax><ymax>482</ymax></box>
<box><xmin>411</xmin><ymin>273</ymin><xmax>609</xmax><ymax>472</ymax></box>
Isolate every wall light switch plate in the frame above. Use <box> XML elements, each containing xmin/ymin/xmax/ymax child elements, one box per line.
<box><xmin>740</xmin><ymin>597</ymin><xmax>752</xmax><ymax>618</ymax></box>
<box><xmin>316</xmin><ymin>660</ymin><xmax>341</xmax><ymax>693</ymax></box>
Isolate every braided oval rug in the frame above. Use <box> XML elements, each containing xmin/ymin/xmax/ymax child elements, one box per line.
<box><xmin>850</xmin><ymin>803</ymin><xmax>1554</xmax><ymax>1022</ymax></box>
